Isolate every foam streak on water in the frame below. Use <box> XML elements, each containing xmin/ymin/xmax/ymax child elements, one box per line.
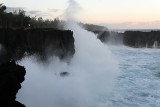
<box><xmin>106</xmin><ymin>47</ymin><xmax>160</xmax><ymax>107</ymax></box>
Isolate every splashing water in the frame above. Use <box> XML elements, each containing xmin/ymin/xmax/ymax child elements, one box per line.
<box><xmin>64</xmin><ymin>0</ymin><xmax>82</xmax><ymax>20</ymax></box>
<box><xmin>16</xmin><ymin>20</ymin><xmax>119</xmax><ymax>107</ymax></box>
<box><xmin>16</xmin><ymin>0</ymin><xmax>119</xmax><ymax>107</ymax></box>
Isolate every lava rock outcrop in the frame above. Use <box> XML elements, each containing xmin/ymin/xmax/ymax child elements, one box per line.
<box><xmin>0</xmin><ymin>61</ymin><xmax>26</xmax><ymax>107</ymax></box>
<box><xmin>0</xmin><ymin>28</ymin><xmax>75</xmax><ymax>64</ymax></box>
<box><xmin>123</xmin><ymin>31</ymin><xmax>160</xmax><ymax>48</ymax></box>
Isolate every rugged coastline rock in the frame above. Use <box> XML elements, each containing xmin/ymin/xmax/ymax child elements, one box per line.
<box><xmin>0</xmin><ymin>61</ymin><xmax>26</xmax><ymax>107</ymax></box>
<box><xmin>94</xmin><ymin>30</ymin><xmax>160</xmax><ymax>48</ymax></box>
<box><xmin>97</xmin><ymin>31</ymin><xmax>123</xmax><ymax>44</ymax></box>
<box><xmin>123</xmin><ymin>31</ymin><xmax>160</xmax><ymax>48</ymax></box>
<box><xmin>0</xmin><ymin>28</ymin><xmax>75</xmax><ymax>64</ymax></box>
<box><xmin>0</xmin><ymin>28</ymin><xmax>75</xmax><ymax>106</ymax></box>
<box><xmin>91</xmin><ymin>30</ymin><xmax>123</xmax><ymax>45</ymax></box>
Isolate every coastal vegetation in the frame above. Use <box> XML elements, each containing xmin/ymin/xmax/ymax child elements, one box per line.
<box><xmin>0</xmin><ymin>3</ymin><xmax>107</xmax><ymax>30</ymax></box>
<box><xmin>0</xmin><ymin>3</ymin><xmax>60</xmax><ymax>29</ymax></box>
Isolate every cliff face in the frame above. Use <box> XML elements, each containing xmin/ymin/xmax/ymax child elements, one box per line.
<box><xmin>95</xmin><ymin>30</ymin><xmax>160</xmax><ymax>48</ymax></box>
<box><xmin>123</xmin><ymin>31</ymin><xmax>160</xmax><ymax>48</ymax></box>
<box><xmin>97</xmin><ymin>31</ymin><xmax>110</xmax><ymax>42</ymax></box>
<box><xmin>0</xmin><ymin>29</ymin><xmax>75</xmax><ymax>107</ymax></box>
<box><xmin>93</xmin><ymin>31</ymin><xmax>123</xmax><ymax>45</ymax></box>
<box><xmin>0</xmin><ymin>28</ymin><xmax>75</xmax><ymax>64</ymax></box>
<box><xmin>0</xmin><ymin>61</ymin><xmax>26</xmax><ymax>107</ymax></box>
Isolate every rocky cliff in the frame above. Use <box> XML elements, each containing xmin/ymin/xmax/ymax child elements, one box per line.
<box><xmin>0</xmin><ymin>61</ymin><xmax>26</xmax><ymax>107</ymax></box>
<box><xmin>123</xmin><ymin>31</ymin><xmax>160</xmax><ymax>48</ymax></box>
<box><xmin>95</xmin><ymin>30</ymin><xmax>160</xmax><ymax>48</ymax></box>
<box><xmin>0</xmin><ymin>28</ymin><xmax>75</xmax><ymax>64</ymax></box>
<box><xmin>92</xmin><ymin>30</ymin><xmax>123</xmax><ymax>45</ymax></box>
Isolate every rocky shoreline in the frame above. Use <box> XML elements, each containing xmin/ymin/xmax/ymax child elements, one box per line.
<box><xmin>0</xmin><ymin>28</ymin><xmax>75</xmax><ymax>107</ymax></box>
<box><xmin>0</xmin><ymin>28</ymin><xmax>75</xmax><ymax>64</ymax></box>
<box><xmin>96</xmin><ymin>30</ymin><xmax>160</xmax><ymax>48</ymax></box>
<box><xmin>0</xmin><ymin>61</ymin><xmax>26</xmax><ymax>107</ymax></box>
<box><xmin>0</xmin><ymin>28</ymin><xmax>160</xmax><ymax>107</ymax></box>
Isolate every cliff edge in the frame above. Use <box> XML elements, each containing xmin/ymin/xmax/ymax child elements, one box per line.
<box><xmin>0</xmin><ymin>28</ymin><xmax>75</xmax><ymax>64</ymax></box>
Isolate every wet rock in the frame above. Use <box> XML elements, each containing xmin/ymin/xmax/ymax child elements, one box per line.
<box><xmin>60</xmin><ymin>72</ymin><xmax>69</xmax><ymax>77</ymax></box>
<box><xmin>95</xmin><ymin>30</ymin><xmax>160</xmax><ymax>48</ymax></box>
<box><xmin>0</xmin><ymin>60</ymin><xmax>26</xmax><ymax>107</ymax></box>
<box><xmin>0</xmin><ymin>28</ymin><xmax>75</xmax><ymax>64</ymax></box>
<box><xmin>123</xmin><ymin>31</ymin><xmax>160</xmax><ymax>48</ymax></box>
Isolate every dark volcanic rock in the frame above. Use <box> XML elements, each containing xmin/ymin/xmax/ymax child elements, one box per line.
<box><xmin>89</xmin><ymin>30</ymin><xmax>110</xmax><ymax>42</ymax></box>
<box><xmin>0</xmin><ymin>28</ymin><xmax>75</xmax><ymax>64</ymax></box>
<box><xmin>0</xmin><ymin>61</ymin><xmax>26</xmax><ymax>107</ymax></box>
<box><xmin>123</xmin><ymin>31</ymin><xmax>160</xmax><ymax>48</ymax></box>
<box><xmin>92</xmin><ymin>30</ymin><xmax>123</xmax><ymax>45</ymax></box>
<box><xmin>97</xmin><ymin>31</ymin><xmax>110</xmax><ymax>42</ymax></box>
<box><xmin>95</xmin><ymin>30</ymin><xmax>160</xmax><ymax>48</ymax></box>
<box><xmin>60</xmin><ymin>72</ymin><xmax>69</xmax><ymax>77</ymax></box>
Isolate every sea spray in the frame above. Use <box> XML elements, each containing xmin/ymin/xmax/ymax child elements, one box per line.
<box><xmin>16</xmin><ymin>0</ymin><xmax>119</xmax><ymax>107</ymax></box>
<box><xmin>64</xmin><ymin>0</ymin><xmax>82</xmax><ymax>20</ymax></box>
<box><xmin>16</xmin><ymin>22</ymin><xmax>119</xmax><ymax>107</ymax></box>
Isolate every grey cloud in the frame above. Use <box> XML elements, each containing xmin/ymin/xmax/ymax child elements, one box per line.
<box><xmin>28</xmin><ymin>10</ymin><xmax>41</xmax><ymax>15</ymax></box>
<box><xmin>6</xmin><ymin>7</ymin><xmax>26</xmax><ymax>12</ymax></box>
<box><xmin>26</xmin><ymin>10</ymin><xmax>54</xmax><ymax>18</ymax></box>
<box><xmin>6</xmin><ymin>7</ymin><xmax>55</xmax><ymax>19</ymax></box>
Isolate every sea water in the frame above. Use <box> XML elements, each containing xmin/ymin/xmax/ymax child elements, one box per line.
<box><xmin>16</xmin><ymin>21</ymin><xmax>119</xmax><ymax>107</ymax></box>
<box><xmin>104</xmin><ymin>46</ymin><xmax>160</xmax><ymax>107</ymax></box>
<box><xmin>16</xmin><ymin>33</ymin><xmax>160</xmax><ymax>107</ymax></box>
<box><xmin>15</xmin><ymin>17</ymin><xmax>160</xmax><ymax>107</ymax></box>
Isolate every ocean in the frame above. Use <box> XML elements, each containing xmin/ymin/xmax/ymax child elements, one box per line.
<box><xmin>16</xmin><ymin>21</ymin><xmax>160</xmax><ymax>107</ymax></box>
<box><xmin>105</xmin><ymin>47</ymin><xmax>160</xmax><ymax>107</ymax></box>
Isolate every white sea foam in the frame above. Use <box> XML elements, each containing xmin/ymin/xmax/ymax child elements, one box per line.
<box><xmin>16</xmin><ymin>0</ymin><xmax>119</xmax><ymax>107</ymax></box>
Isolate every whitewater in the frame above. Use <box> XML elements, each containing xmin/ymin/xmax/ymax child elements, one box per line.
<box><xmin>16</xmin><ymin>37</ymin><xmax>160</xmax><ymax>107</ymax></box>
<box><xmin>15</xmin><ymin>0</ymin><xmax>160</xmax><ymax>106</ymax></box>
<box><xmin>106</xmin><ymin>47</ymin><xmax>160</xmax><ymax>107</ymax></box>
<box><xmin>16</xmin><ymin>21</ymin><xmax>160</xmax><ymax>107</ymax></box>
<box><xmin>16</xmin><ymin>17</ymin><xmax>119</xmax><ymax>107</ymax></box>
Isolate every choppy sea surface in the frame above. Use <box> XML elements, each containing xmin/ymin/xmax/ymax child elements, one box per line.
<box><xmin>103</xmin><ymin>46</ymin><xmax>160</xmax><ymax>107</ymax></box>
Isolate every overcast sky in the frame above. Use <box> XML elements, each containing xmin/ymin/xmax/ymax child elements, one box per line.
<box><xmin>1</xmin><ymin>0</ymin><xmax>160</xmax><ymax>29</ymax></box>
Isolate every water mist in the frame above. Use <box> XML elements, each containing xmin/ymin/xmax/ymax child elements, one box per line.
<box><xmin>16</xmin><ymin>0</ymin><xmax>119</xmax><ymax>107</ymax></box>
